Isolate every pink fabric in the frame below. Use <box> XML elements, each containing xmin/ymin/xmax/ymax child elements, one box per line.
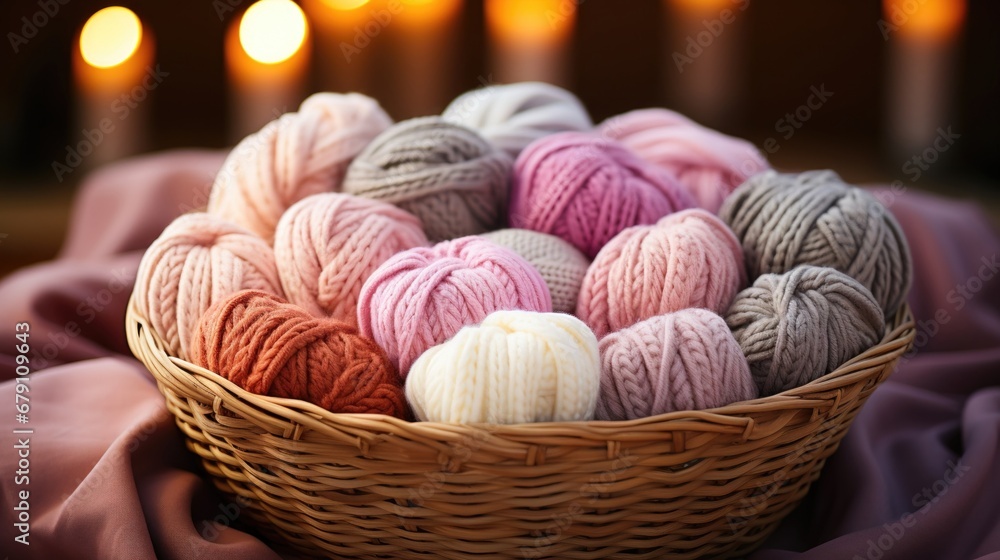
<box><xmin>0</xmin><ymin>151</ymin><xmax>998</xmax><ymax>559</ymax></box>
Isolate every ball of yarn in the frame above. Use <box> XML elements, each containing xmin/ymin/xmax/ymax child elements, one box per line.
<box><xmin>134</xmin><ymin>213</ymin><xmax>283</xmax><ymax>360</ymax></box>
<box><xmin>406</xmin><ymin>310</ymin><xmax>600</xmax><ymax>424</ymax></box>
<box><xmin>510</xmin><ymin>132</ymin><xmax>695</xmax><ymax>259</ymax></box>
<box><xmin>358</xmin><ymin>236</ymin><xmax>552</xmax><ymax>377</ymax></box>
<box><xmin>596</xmin><ymin>309</ymin><xmax>756</xmax><ymax>421</ymax></box>
<box><xmin>273</xmin><ymin>193</ymin><xmax>428</xmax><ymax>325</ymax></box>
<box><xmin>725</xmin><ymin>265</ymin><xmax>885</xmax><ymax>397</ymax></box>
<box><xmin>208</xmin><ymin>92</ymin><xmax>392</xmax><ymax>240</ymax></box>
<box><xmin>190</xmin><ymin>289</ymin><xmax>406</xmax><ymax>417</ymax></box>
<box><xmin>481</xmin><ymin>229</ymin><xmax>590</xmax><ymax>314</ymax></box>
<box><xmin>443</xmin><ymin>82</ymin><xmax>593</xmax><ymax>160</ymax></box>
<box><xmin>719</xmin><ymin>170</ymin><xmax>912</xmax><ymax>314</ymax></box>
<box><xmin>341</xmin><ymin>116</ymin><xmax>512</xmax><ymax>242</ymax></box>
<box><xmin>599</xmin><ymin>108</ymin><xmax>770</xmax><ymax>213</ymax></box>
<box><xmin>577</xmin><ymin>209</ymin><xmax>745</xmax><ymax>339</ymax></box>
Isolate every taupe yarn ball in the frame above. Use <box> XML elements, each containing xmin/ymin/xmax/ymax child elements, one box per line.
<box><xmin>342</xmin><ymin>116</ymin><xmax>512</xmax><ymax>242</ymax></box>
<box><xmin>725</xmin><ymin>265</ymin><xmax>885</xmax><ymax>397</ymax></box>
<box><xmin>482</xmin><ymin>228</ymin><xmax>590</xmax><ymax>314</ymax></box>
<box><xmin>719</xmin><ymin>170</ymin><xmax>912</xmax><ymax>314</ymax></box>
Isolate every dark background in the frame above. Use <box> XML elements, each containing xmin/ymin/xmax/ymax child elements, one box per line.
<box><xmin>1</xmin><ymin>0</ymin><xmax>998</xmax><ymax>277</ymax></box>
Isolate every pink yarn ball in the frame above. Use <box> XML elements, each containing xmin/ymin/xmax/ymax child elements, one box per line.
<box><xmin>510</xmin><ymin>132</ymin><xmax>695</xmax><ymax>259</ymax></box>
<box><xmin>600</xmin><ymin>109</ymin><xmax>770</xmax><ymax>213</ymax></box>
<box><xmin>577</xmin><ymin>209</ymin><xmax>746</xmax><ymax>338</ymax></box>
<box><xmin>357</xmin><ymin>236</ymin><xmax>552</xmax><ymax>377</ymax></box>
<box><xmin>596</xmin><ymin>309</ymin><xmax>757</xmax><ymax>420</ymax></box>
<box><xmin>134</xmin><ymin>213</ymin><xmax>284</xmax><ymax>360</ymax></box>
<box><xmin>273</xmin><ymin>193</ymin><xmax>429</xmax><ymax>325</ymax></box>
<box><xmin>208</xmin><ymin>92</ymin><xmax>392</xmax><ymax>240</ymax></box>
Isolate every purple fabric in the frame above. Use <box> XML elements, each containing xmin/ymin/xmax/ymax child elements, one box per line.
<box><xmin>0</xmin><ymin>151</ymin><xmax>998</xmax><ymax>559</ymax></box>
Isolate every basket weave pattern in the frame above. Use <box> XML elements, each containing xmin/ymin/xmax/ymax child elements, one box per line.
<box><xmin>126</xmin><ymin>297</ymin><xmax>914</xmax><ymax>559</ymax></box>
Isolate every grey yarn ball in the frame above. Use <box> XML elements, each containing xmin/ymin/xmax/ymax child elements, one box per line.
<box><xmin>342</xmin><ymin>116</ymin><xmax>512</xmax><ymax>243</ymax></box>
<box><xmin>481</xmin><ymin>228</ymin><xmax>590</xmax><ymax>314</ymax></box>
<box><xmin>725</xmin><ymin>265</ymin><xmax>885</xmax><ymax>397</ymax></box>
<box><xmin>719</xmin><ymin>170</ymin><xmax>912</xmax><ymax>315</ymax></box>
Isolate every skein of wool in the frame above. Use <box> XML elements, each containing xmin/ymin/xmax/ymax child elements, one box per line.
<box><xmin>599</xmin><ymin>108</ymin><xmax>770</xmax><ymax>212</ymax></box>
<box><xmin>510</xmin><ymin>132</ymin><xmax>695</xmax><ymax>259</ymax></box>
<box><xmin>134</xmin><ymin>212</ymin><xmax>283</xmax><ymax>360</ymax></box>
<box><xmin>577</xmin><ymin>209</ymin><xmax>745</xmax><ymax>339</ymax></box>
<box><xmin>442</xmin><ymin>82</ymin><xmax>593</xmax><ymax>160</ymax></box>
<box><xmin>357</xmin><ymin>236</ymin><xmax>552</xmax><ymax>377</ymax></box>
<box><xmin>341</xmin><ymin>116</ymin><xmax>512</xmax><ymax>242</ymax></box>
<box><xmin>406</xmin><ymin>310</ymin><xmax>600</xmax><ymax>424</ymax></box>
<box><xmin>273</xmin><ymin>193</ymin><xmax>428</xmax><ymax>325</ymax></box>
<box><xmin>481</xmin><ymin>229</ymin><xmax>590</xmax><ymax>314</ymax></box>
<box><xmin>208</xmin><ymin>92</ymin><xmax>392</xmax><ymax>240</ymax></box>
<box><xmin>596</xmin><ymin>309</ymin><xmax>756</xmax><ymax>421</ymax></box>
<box><xmin>719</xmin><ymin>170</ymin><xmax>912</xmax><ymax>314</ymax></box>
<box><xmin>191</xmin><ymin>289</ymin><xmax>407</xmax><ymax>417</ymax></box>
<box><xmin>725</xmin><ymin>265</ymin><xmax>885</xmax><ymax>397</ymax></box>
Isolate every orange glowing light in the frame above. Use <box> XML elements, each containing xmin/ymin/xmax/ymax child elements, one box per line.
<box><xmin>239</xmin><ymin>0</ymin><xmax>308</xmax><ymax>64</ymax></box>
<box><xmin>79</xmin><ymin>7</ymin><xmax>142</xmax><ymax>68</ymax></box>
<box><xmin>882</xmin><ymin>0</ymin><xmax>966</xmax><ymax>40</ymax></box>
<box><xmin>670</xmin><ymin>0</ymin><xmax>737</xmax><ymax>13</ymax></box>
<box><xmin>485</xmin><ymin>0</ymin><xmax>574</xmax><ymax>46</ymax></box>
<box><xmin>320</xmin><ymin>0</ymin><xmax>370</xmax><ymax>9</ymax></box>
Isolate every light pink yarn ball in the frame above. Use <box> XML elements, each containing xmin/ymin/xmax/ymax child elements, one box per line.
<box><xmin>596</xmin><ymin>309</ymin><xmax>757</xmax><ymax>420</ymax></box>
<box><xmin>357</xmin><ymin>236</ymin><xmax>553</xmax><ymax>377</ymax></box>
<box><xmin>134</xmin><ymin>213</ymin><xmax>284</xmax><ymax>360</ymax></box>
<box><xmin>577</xmin><ymin>209</ymin><xmax>746</xmax><ymax>338</ymax></box>
<box><xmin>600</xmin><ymin>109</ymin><xmax>770</xmax><ymax>213</ymax></box>
<box><xmin>273</xmin><ymin>193</ymin><xmax>429</xmax><ymax>325</ymax></box>
<box><xmin>208</xmin><ymin>92</ymin><xmax>392</xmax><ymax>240</ymax></box>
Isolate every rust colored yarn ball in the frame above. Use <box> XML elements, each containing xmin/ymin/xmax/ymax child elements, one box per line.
<box><xmin>190</xmin><ymin>289</ymin><xmax>407</xmax><ymax>417</ymax></box>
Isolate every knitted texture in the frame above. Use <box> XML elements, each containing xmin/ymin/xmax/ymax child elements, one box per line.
<box><xmin>406</xmin><ymin>310</ymin><xmax>600</xmax><ymax>424</ymax></box>
<box><xmin>357</xmin><ymin>236</ymin><xmax>553</xmax><ymax>377</ymax></box>
<box><xmin>443</xmin><ymin>81</ymin><xmax>593</xmax><ymax>160</ymax></box>
<box><xmin>481</xmin><ymin>228</ymin><xmax>590</xmax><ymax>314</ymax></box>
<box><xmin>341</xmin><ymin>116</ymin><xmax>512</xmax><ymax>242</ymax></box>
<box><xmin>208</xmin><ymin>92</ymin><xmax>392</xmax><ymax>240</ymax></box>
<box><xmin>190</xmin><ymin>289</ymin><xmax>406</xmax><ymax>417</ymax></box>
<box><xmin>719</xmin><ymin>170</ymin><xmax>912</xmax><ymax>314</ymax></box>
<box><xmin>577</xmin><ymin>209</ymin><xmax>745</xmax><ymax>339</ymax></box>
<box><xmin>725</xmin><ymin>265</ymin><xmax>885</xmax><ymax>397</ymax></box>
<box><xmin>596</xmin><ymin>309</ymin><xmax>756</xmax><ymax>420</ymax></box>
<box><xmin>510</xmin><ymin>132</ymin><xmax>695</xmax><ymax>259</ymax></box>
<box><xmin>599</xmin><ymin>108</ymin><xmax>770</xmax><ymax>213</ymax></box>
<box><xmin>273</xmin><ymin>193</ymin><xmax>428</xmax><ymax>326</ymax></box>
<box><xmin>134</xmin><ymin>212</ymin><xmax>283</xmax><ymax>360</ymax></box>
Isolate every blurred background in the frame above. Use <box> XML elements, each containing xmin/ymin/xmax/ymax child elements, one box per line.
<box><xmin>1</xmin><ymin>0</ymin><xmax>998</xmax><ymax>278</ymax></box>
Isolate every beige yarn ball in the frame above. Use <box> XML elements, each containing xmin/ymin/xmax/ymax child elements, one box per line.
<box><xmin>481</xmin><ymin>229</ymin><xmax>590</xmax><ymax>314</ymax></box>
<box><xmin>405</xmin><ymin>310</ymin><xmax>600</xmax><ymax>424</ymax></box>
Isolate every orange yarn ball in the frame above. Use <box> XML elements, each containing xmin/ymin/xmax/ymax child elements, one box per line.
<box><xmin>190</xmin><ymin>289</ymin><xmax>406</xmax><ymax>417</ymax></box>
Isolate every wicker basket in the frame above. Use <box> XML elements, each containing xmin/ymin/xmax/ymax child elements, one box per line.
<box><xmin>126</xmin><ymin>296</ymin><xmax>914</xmax><ymax>559</ymax></box>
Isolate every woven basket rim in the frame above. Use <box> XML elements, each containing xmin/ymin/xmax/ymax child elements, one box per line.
<box><xmin>125</xmin><ymin>294</ymin><xmax>915</xmax><ymax>437</ymax></box>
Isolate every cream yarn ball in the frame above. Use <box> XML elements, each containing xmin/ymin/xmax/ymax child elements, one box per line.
<box><xmin>405</xmin><ymin>310</ymin><xmax>601</xmax><ymax>424</ymax></box>
<box><xmin>481</xmin><ymin>229</ymin><xmax>590</xmax><ymax>314</ymax></box>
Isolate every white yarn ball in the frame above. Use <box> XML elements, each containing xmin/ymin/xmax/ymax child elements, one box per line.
<box><xmin>405</xmin><ymin>310</ymin><xmax>601</xmax><ymax>424</ymax></box>
<box><xmin>443</xmin><ymin>82</ymin><xmax>593</xmax><ymax>160</ymax></box>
